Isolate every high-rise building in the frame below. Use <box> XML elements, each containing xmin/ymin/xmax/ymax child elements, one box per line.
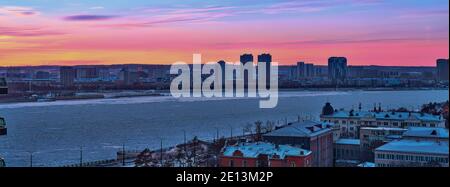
<box><xmin>240</xmin><ymin>54</ymin><xmax>254</xmax><ymax>91</ymax></box>
<box><xmin>0</xmin><ymin>77</ymin><xmax>7</xmax><ymax>95</ymax></box>
<box><xmin>76</xmin><ymin>67</ymin><xmax>99</xmax><ymax>79</ymax></box>
<box><xmin>305</xmin><ymin>63</ymin><xmax>315</xmax><ymax>78</ymax></box>
<box><xmin>240</xmin><ymin>54</ymin><xmax>253</xmax><ymax>65</ymax></box>
<box><xmin>436</xmin><ymin>59</ymin><xmax>449</xmax><ymax>81</ymax></box>
<box><xmin>120</xmin><ymin>67</ymin><xmax>139</xmax><ymax>85</ymax></box>
<box><xmin>328</xmin><ymin>57</ymin><xmax>348</xmax><ymax>84</ymax></box>
<box><xmin>297</xmin><ymin>62</ymin><xmax>305</xmax><ymax>79</ymax></box>
<box><xmin>258</xmin><ymin>54</ymin><xmax>272</xmax><ymax>88</ymax></box>
<box><xmin>60</xmin><ymin>66</ymin><xmax>76</xmax><ymax>87</ymax></box>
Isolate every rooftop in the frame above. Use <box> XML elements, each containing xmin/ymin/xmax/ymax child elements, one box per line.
<box><xmin>322</xmin><ymin>110</ymin><xmax>443</xmax><ymax>122</ymax></box>
<box><xmin>361</xmin><ymin>127</ymin><xmax>406</xmax><ymax>131</ymax></box>
<box><xmin>335</xmin><ymin>138</ymin><xmax>360</xmax><ymax>145</ymax></box>
<box><xmin>403</xmin><ymin>127</ymin><xmax>449</xmax><ymax>139</ymax></box>
<box><xmin>358</xmin><ymin>162</ymin><xmax>375</xmax><ymax>167</ymax></box>
<box><xmin>375</xmin><ymin>139</ymin><xmax>449</xmax><ymax>155</ymax></box>
<box><xmin>222</xmin><ymin>142</ymin><xmax>311</xmax><ymax>159</ymax></box>
<box><xmin>263</xmin><ymin>120</ymin><xmax>333</xmax><ymax>138</ymax></box>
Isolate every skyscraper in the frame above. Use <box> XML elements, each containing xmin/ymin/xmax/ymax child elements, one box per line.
<box><xmin>258</xmin><ymin>54</ymin><xmax>272</xmax><ymax>88</ymax></box>
<box><xmin>436</xmin><ymin>59</ymin><xmax>449</xmax><ymax>81</ymax></box>
<box><xmin>305</xmin><ymin>63</ymin><xmax>315</xmax><ymax>78</ymax></box>
<box><xmin>328</xmin><ymin>57</ymin><xmax>348</xmax><ymax>84</ymax></box>
<box><xmin>240</xmin><ymin>54</ymin><xmax>253</xmax><ymax>65</ymax></box>
<box><xmin>297</xmin><ymin>62</ymin><xmax>305</xmax><ymax>79</ymax></box>
<box><xmin>60</xmin><ymin>66</ymin><xmax>76</xmax><ymax>87</ymax></box>
<box><xmin>240</xmin><ymin>54</ymin><xmax>254</xmax><ymax>92</ymax></box>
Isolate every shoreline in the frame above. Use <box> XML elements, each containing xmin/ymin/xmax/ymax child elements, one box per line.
<box><xmin>0</xmin><ymin>87</ymin><xmax>448</xmax><ymax>105</ymax></box>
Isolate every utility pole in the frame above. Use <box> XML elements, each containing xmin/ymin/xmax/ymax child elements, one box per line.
<box><xmin>79</xmin><ymin>146</ymin><xmax>83</xmax><ymax>167</ymax></box>
<box><xmin>122</xmin><ymin>143</ymin><xmax>126</xmax><ymax>166</ymax></box>
<box><xmin>30</xmin><ymin>152</ymin><xmax>33</xmax><ymax>167</ymax></box>
<box><xmin>215</xmin><ymin>128</ymin><xmax>219</xmax><ymax>141</ymax></box>
<box><xmin>183</xmin><ymin>130</ymin><xmax>186</xmax><ymax>153</ymax></box>
<box><xmin>230</xmin><ymin>126</ymin><xmax>233</xmax><ymax>138</ymax></box>
<box><xmin>160</xmin><ymin>139</ymin><xmax>163</xmax><ymax>166</ymax></box>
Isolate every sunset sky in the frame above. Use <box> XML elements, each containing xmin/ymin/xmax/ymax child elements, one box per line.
<box><xmin>0</xmin><ymin>0</ymin><xmax>448</xmax><ymax>66</ymax></box>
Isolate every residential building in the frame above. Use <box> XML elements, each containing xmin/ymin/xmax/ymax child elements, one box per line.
<box><xmin>0</xmin><ymin>77</ymin><xmax>7</xmax><ymax>94</ymax></box>
<box><xmin>258</xmin><ymin>54</ymin><xmax>272</xmax><ymax>88</ymax></box>
<box><xmin>402</xmin><ymin>127</ymin><xmax>448</xmax><ymax>142</ymax></box>
<box><xmin>374</xmin><ymin>127</ymin><xmax>449</xmax><ymax>167</ymax></box>
<box><xmin>328</xmin><ymin>57</ymin><xmax>347</xmax><ymax>84</ymax></box>
<box><xmin>334</xmin><ymin>138</ymin><xmax>361</xmax><ymax>167</ymax></box>
<box><xmin>219</xmin><ymin>142</ymin><xmax>312</xmax><ymax>167</ymax></box>
<box><xmin>360</xmin><ymin>127</ymin><xmax>407</xmax><ymax>162</ymax></box>
<box><xmin>263</xmin><ymin>120</ymin><xmax>334</xmax><ymax>167</ymax></box>
<box><xmin>436</xmin><ymin>59</ymin><xmax>449</xmax><ymax>81</ymax></box>
<box><xmin>320</xmin><ymin>103</ymin><xmax>445</xmax><ymax>139</ymax></box>
<box><xmin>375</xmin><ymin>139</ymin><xmax>449</xmax><ymax>167</ymax></box>
<box><xmin>60</xmin><ymin>66</ymin><xmax>76</xmax><ymax>87</ymax></box>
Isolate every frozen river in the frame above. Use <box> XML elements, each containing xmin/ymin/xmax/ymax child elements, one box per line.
<box><xmin>0</xmin><ymin>90</ymin><xmax>448</xmax><ymax>166</ymax></box>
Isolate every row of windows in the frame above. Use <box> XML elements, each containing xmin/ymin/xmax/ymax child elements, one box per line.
<box><xmin>335</xmin><ymin>148</ymin><xmax>359</xmax><ymax>158</ymax></box>
<box><xmin>228</xmin><ymin>159</ymin><xmax>306</xmax><ymax>167</ymax></box>
<box><xmin>377</xmin><ymin>153</ymin><xmax>448</xmax><ymax>163</ymax></box>
<box><xmin>324</xmin><ymin>119</ymin><xmax>436</xmax><ymax>128</ymax></box>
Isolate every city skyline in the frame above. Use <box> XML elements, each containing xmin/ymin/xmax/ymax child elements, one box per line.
<box><xmin>0</xmin><ymin>0</ymin><xmax>449</xmax><ymax>67</ymax></box>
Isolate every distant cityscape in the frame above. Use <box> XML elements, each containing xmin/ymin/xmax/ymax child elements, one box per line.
<box><xmin>0</xmin><ymin>55</ymin><xmax>448</xmax><ymax>103</ymax></box>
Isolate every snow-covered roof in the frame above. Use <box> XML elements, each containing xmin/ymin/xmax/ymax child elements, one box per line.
<box><xmin>263</xmin><ymin>120</ymin><xmax>333</xmax><ymax>138</ymax></box>
<box><xmin>222</xmin><ymin>142</ymin><xmax>311</xmax><ymax>159</ymax></box>
<box><xmin>358</xmin><ymin>162</ymin><xmax>375</xmax><ymax>167</ymax></box>
<box><xmin>360</xmin><ymin>127</ymin><xmax>406</xmax><ymax>131</ymax></box>
<box><xmin>375</xmin><ymin>139</ymin><xmax>449</xmax><ymax>155</ymax></box>
<box><xmin>322</xmin><ymin>111</ymin><xmax>443</xmax><ymax>122</ymax></box>
<box><xmin>335</xmin><ymin>138</ymin><xmax>360</xmax><ymax>145</ymax></box>
<box><xmin>403</xmin><ymin>127</ymin><xmax>449</xmax><ymax>139</ymax></box>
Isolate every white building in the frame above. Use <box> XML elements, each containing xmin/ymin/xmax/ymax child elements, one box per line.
<box><xmin>320</xmin><ymin>109</ymin><xmax>445</xmax><ymax>139</ymax></box>
<box><xmin>374</xmin><ymin>127</ymin><xmax>449</xmax><ymax>167</ymax></box>
<box><xmin>374</xmin><ymin>139</ymin><xmax>449</xmax><ymax>167</ymax></box>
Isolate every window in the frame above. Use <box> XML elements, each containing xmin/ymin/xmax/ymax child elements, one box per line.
<box><xmin>291</xmin><ymin>162</ymin><xmax>296</xmax><ymax>167</ymax></box>
<box><xmin>430</xmin><ymin>123</ymin><xmax>435</xmax><ymax>127</ymax></box>
<box><xmin>342</xmin><ymin>120</ymin><xmax>346</xmax><ymax>124</ymax></box>
<box><xmin>393</xmin><ymin>122</ymin><xmax>398</xmax><ymax>126</ymax></box>
<box><xmin>383</xmin><ymin>122</ymin><xmax>388</xmax><ymax>126</ymax></box>
<box><xmin>229</xmin><ymin>160</ymin><xmax>234</xmax><ymax>167</ymax></box>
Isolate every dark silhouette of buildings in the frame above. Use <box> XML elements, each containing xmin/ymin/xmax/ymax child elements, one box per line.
<box><xmin>437</xmin><ymin>59</ymin><xmax>449</xmax><ymax>81</ymax></box>
<box><xmin>240</xmin><ymin>54</ymin><xmax>254</xmax><ymax>92</ymax></box>
<box><xmin>258</xmin><ymin>54</ymin><xmax>272</xmax><ymax>88</ymax></box>
<box><xmin>60</xmin><ymin>66</ymin><xmax>76</xmax><ymax>87</ymax></box>
<box><xmin>240</xmin><ymin>54</ymin><xmax>253</xmax><ymax>65</ymax></box>
<box><xmin>328</xmin><ymin>57</ymin><xmax>348</xmax><ymax>84</ymax></box>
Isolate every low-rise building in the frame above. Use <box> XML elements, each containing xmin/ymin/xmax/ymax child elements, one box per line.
<box><xmin>402</xmin><ymin>127</ymin><xmax>448</xmax><ymax>142</ymax></box>
<box><xmin>263</xmin><ymin>120</ymin><xmax>334</xmax><ymax>167</ymax></box>
<box><xmin>219</xmin><ymin>142</ymin><xmax>312</xmax><ymax>167</ymax></box>
<box><xmin>359</xmin><ymin>127</ymin><xmax>407</xmax><ymax>162</ymax></box>
<box><xmin>334</xmin><ymin>138</ymin><xmax>361</xmax><ymax>167</ymax></box>
<box><xmin>320</xmin><ymin>103</ymin><xmax>445</xmax><ymax>139</ymax></box>
<box><xmin>375</xmin><ymin>140</ymin><xmax>449</xmax><ymax>167</ymax></box>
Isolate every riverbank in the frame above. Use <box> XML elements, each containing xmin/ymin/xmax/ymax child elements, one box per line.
<box><xmin>0</xmin><ymin>87</ymin><xmax>447</xmax><ymax>104</ymax></box>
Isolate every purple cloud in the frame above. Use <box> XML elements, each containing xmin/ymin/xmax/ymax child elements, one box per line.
<box><xmin>0</xmin><ymin>26</ymin><xmax>65</xmax><ymax>37</ymax></box>
<box><xmin>63</xmin><ymin>14</ymin><xmax>119</xmax><ymax>21</ymax></box>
